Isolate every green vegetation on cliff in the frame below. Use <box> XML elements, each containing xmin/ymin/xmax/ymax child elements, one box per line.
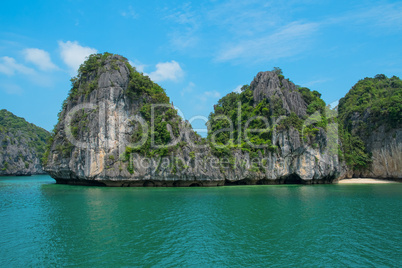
<box><xmin>338</xmin><ymin>74</ymin><xmax>402</xmax><ymax>170</ymax></box>
<box><xmin>43</xmin><ymin>53</ymin><xmax>401</xmax><ymax>180</ymax></box>
<box><xmin>0</xmin><ymin>109</ymin><xmax>50</xmax><ymax>174</ymax></box>
<box><xmin>68</xmin><ymin>52</ymin><xmax>119</xmax><ymax>101</ymax></box>
<box><xmin>44</xmin><ymin>53</ymin><xmax>188</xmax><ymax>168</ymax></box>
<box><xmin>207</xmin><ymin>69</ymin><xmax>329</xmax><ymax>158</ymax></box>
<box><xmin>67</xmin><ymin>52</ymin><xmax>172</xmax><ymax>105</ymax></box>
<box><xmin>338</xmin><ymin>74</ymin><xmax>402</xmax><ymax>127</ymax></box>
<box><xmin>0</xmin><ymin>109</ymin><xmax>50</xmax><ymax>160</ymax></box>
<box><xmin>121</xmin><ymin>57</ymin><xmax>187</xmax><ymax>158</ymax></box>
<box><xmin>207</xmin><ymin>85</ymin><xmax>276</xmax><ymax>158</ymax></box>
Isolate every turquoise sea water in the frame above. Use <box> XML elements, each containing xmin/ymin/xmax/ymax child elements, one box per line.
<box><xmin>0</xmin><ymin>175</ymin><xmax>401</xmax><ymax>267</ymax></box>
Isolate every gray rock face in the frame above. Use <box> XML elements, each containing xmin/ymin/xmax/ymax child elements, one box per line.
<box><xmin>44</xmin><ymin>56</ymin><xmax>341</xmax><ymax>186</ymax></box>
<box><xmin>97</xmin><ymin>55</ymin><xmax>131</xmax><ymax>89</ymax></box>
<box><xmin>344</xmin><ymin>110</ymin><xmax>402</xmax><ymax>180</ymax></box>
<box><xmin>44</xmin><ymin>64</ymin><xmax>226</xmax><ymax>185</ymax></box>
<box><xmin>0</xmin><ymin>130</ymin><xmax>47</xmax><ymax>176</ymax></box>
<box><xmin>360</xmin><ymin>126</ymin><xmax>402</xmax><ymax>179</ymax></box>
<box><xmin>251</xmin><ymin>71</ymin><xmax>308</xmax><ymax>117</ymax></box>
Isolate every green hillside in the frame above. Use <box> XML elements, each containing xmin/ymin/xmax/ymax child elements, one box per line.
<box><xmin>0</xmin><ymin>109</ymin><xmax>50</xmax><ymax>160</ymax></box>
<box><xmin>338</xmin><ymin>74</ymin><xmax>402</xmax><ymax>170</ymax></box>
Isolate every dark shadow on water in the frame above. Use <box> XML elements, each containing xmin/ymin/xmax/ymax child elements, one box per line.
<box><xmin>283</xmin><ymin>174</ymin><xmax>303</xmax><ymax>184</ymax></box>
<box><xmin>143</xmin><ymin>181</ymin><xmax>155</xmax><ymax>187</ymax></box>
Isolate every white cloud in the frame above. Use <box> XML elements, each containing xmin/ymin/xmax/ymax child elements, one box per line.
<box><xmin>147</xmin><ymin>60</ymin><xmax>184</xmax><ymax>82</ymax></box>
<box><xmin>302</xmin><ymin>78</ymin><xmax>330</xmax><ymax>87</ymax></box>
<box><xmin>0</xmin><ymin>56</ymin><xmax>55</xmax><ymax>88</ymax></box>
<box><xmin>206</xmin><ymin>1</ymin><xmax>281</xmax><ymax>37</ymax></box>
<box><xmin>181</xmin><ymin>81</ymin><xmax>195</xmax><ymax>96</ymax></box>
<box><xmin>329</xmin><ymin>100</ymin><xmax>339</xmax><ymax>110</ymax></box>
<box><xmin>121</xmin><ymin>5</ymin><xmax>138</xmax><ymax>19</ymax></box>
<box><xmin>199</xmin><ymin>90</ymin><xmax>221</xmax><ymax>102</ymax></box>
<box><xmin>58</xmin><ymin>41</ymin><xmax>97</xmax><ymax>74</ymax></box>
<box><xmin>233</xmin><ymin>85</ymin><xmax>242</xmax><ymax>93</ymax></box>
<box><xmin>216</xmin><ymin>21</ymin><xmax>318</xmax><ymax>62</ymax></box>
<box><xmin>165</xmin><ymin>3</ymin><xmax>197</xmax><ymax>25</ymax></box>
<box><xmin>328</xmin><ymin>2</ymin><xmax>402</xmax><ymax>31</ymax></box>
<box><xmin>205</xmin><ymin>91</ymin><xmax>221</xmax><ymax>98</ymax></box>
<box><xmin>168</xmin><ymin>31</ymin><xmax>199</xmax><ymax>51</ymax></box>
<box><xmin>164</xmin><ymin>3</ymin><xmax>200</xmax><ymax>51</ymax></box>
<box><xmin>0</xmin><ymin>56</ymin><xmax>34</xmax><ymax>76</ymax></box>
<box><xmin>163</xmin><ymin>1</ymin><xmax>401</xmax><ymax>64</ymax></box>
<box><xmin>23</xmin><ymin>48</ymin><xmax>57</xmax><ymax>71</ymax></box>
<box><xmin>193</xmin><ymin>90</ymin><xmax>222</xmax><ymax>112</ymax></box>
<box><xmin>164</xmin><ymin>1</ymin><xmax>319</xmax><ymax>56</ymax></box>
<box><xmin>372</xmin><ymin>4</ymin><xmax>402</xmax><ymax>29</ymax></box>
<box><xmin>129</xmin><ymin>60</ymin><xmax>146</xmax><ymax>73</ymax></box>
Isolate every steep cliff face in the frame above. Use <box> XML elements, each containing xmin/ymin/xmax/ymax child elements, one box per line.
<box><xmin>357</xmin><ymin>125</ymin><xmax>401</xmax><ymax>179</ymax></box>
<box><xmin>341</xmin><ymin>110</ymin><xmax>402</xmax><ymax>180</ymax></box>
<box><xmin>44</xmin><ymin>55</ymin><xmax>340</xmax><ymax>186</ymax></box>
<box><xmin>338</xmin><ymin>75</ymin><xmax>402</xmax><ymax>180</ymax></box>
<box><xmin>44</xmin><ymin>53</ymin><xmax>225</xmax><ymax>186</ymax></box>
<box><xmin>208</xmin><ymin>70</ymin><xmax>340</xmax><ymax>185</ymax></box>
<box><xmin>251</xmin><ymin>71</ymin><xmax>308</xmax><ymax>117</ymax></box>
<box><xmin>0</xmin><ymin>109</ymin><xmax>50</xmax><ymax>175</ymax></box>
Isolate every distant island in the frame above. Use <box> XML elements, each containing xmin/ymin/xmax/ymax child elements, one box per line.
<box><xmin>0</xmin><ymin>109</ymin><xmax>50</xmax><ymax>176</ymax></box>
<box><xmin>1</xmin><ymin>53</ymin><xmax>401</xmax><ymax>185</ymax></box>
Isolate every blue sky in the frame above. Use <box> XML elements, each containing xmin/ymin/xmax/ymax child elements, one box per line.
<box><xmin>0</xmin><ymin>0</ymin><xmax>401</xmax><ymax>133</ymax></box>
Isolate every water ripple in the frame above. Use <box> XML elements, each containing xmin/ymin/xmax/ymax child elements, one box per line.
<box><xmin>0</xmin><ymin>177</ymin><xmax>401</xmax><ymax>267</ymax></box>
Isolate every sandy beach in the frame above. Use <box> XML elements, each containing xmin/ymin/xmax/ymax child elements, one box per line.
<box><xmin>337</xmin><ymin>178</ymin><xmax>398</xmax><ymax>184</ymax></box>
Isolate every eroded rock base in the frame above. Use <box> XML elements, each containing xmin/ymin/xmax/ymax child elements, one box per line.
<box><xmin>54</xmin><ymin>175</ymin><xmax>337</xmax><ymax>187</ymax></box>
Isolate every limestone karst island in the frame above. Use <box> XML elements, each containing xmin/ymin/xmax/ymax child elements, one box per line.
<box><xmin>1</xmin><ymin>1</ymin><xmax>402</xmax><ymax>267</ymax></box>
<box><xmin>2</xmin><ymin>53</ymin><xmax>401</xmax><ymax>186</ymax></box>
